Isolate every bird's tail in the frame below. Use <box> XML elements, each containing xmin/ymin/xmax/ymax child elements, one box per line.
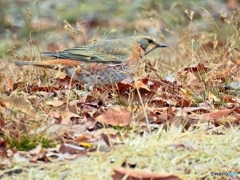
<box><xmin>15</xmin><ymin>61</ymin><xmax>35</xmax><ymax>66</ymax></box>
<box><xmin>41</xmin><ymin>52</ymin><xmax>58</xmax><ymax>57</ymax></box>
<box><xmin>14</xmin><ymin>59</ymin><xmax>80</xmax><ymax>69</ymax></box>
<box><xmin>14</xmin><ymin>61</ymin><xmax>56</xmax><ymax>68</ymax></box>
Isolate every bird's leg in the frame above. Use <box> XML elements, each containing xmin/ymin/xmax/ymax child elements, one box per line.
<box><xmin>86</xmin><ymin>82</ymin><xmax>93</xmax><ymax>91</ymax></box>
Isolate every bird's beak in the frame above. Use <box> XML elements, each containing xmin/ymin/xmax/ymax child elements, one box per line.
<box><xmin>157</xmin><ymin>43</ymin><xmax>167</xmax><ymax>48</ymax></box>
<box><xmin>144</xmin><ymin>43</ymin><xmax>167</xmax><ymax>56</ymax></box>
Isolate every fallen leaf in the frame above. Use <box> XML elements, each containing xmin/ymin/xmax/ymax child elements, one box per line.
<box><xmin>29</xmin><ymin>144</ymin><xmax>42</xmax><ymax>155</ymax></box>
<box><xmin>95</xmin><ymin>106</ymin><xmax>132</xmax><ymax>126</ymax></box>
<box><xmin>133</xmin><ymin>80</ymin><xmax>150</xmax><ymax>91</ymax></box>
<box><xmin>59</xmin><ymin>143</ymin><xmax>86</xmax><ymax>155</ymax></box>
<box><xmin>208</xmin><ymin>92</ymin><xmax>220</xmax><ymax>102</ymax></box>
<box><xmin>0</xmin><ymin>94</ymin><xmax>42</xmax><ymax>118</ymax></box>
<box><xmin>12</xmin><ymin>152</ymin><xmax>29</xmax><ymax>164</ymax></box>
<box><xmin>27</xmin><ymin>86</ymin><xmax>60</xmax><ymax>92</ymax></box>
<box><xmin>0</xmin><ymin>146</ymin><xmax>13</xmax><ymax>167</ymax></box>
<box><xmin>112</xmin><ymin>167</ymin><xmax>181</xmax><ymax>180</ymax></box>
<box><xmin>46</xmin><ymin>100</ymin><xmax>65</xmax><ymax>107</ymax></box>
<box><xmin>221</xmin><ymin>95</ymin><xmax>236</xmax><ymax>103</ymax></box>
<box><xmin>183</xmin><ymin>63</ymin><xmax>209</xmax><ymax>73</ymax></box>
<box><xmin>199</xmin><ymin>109</ymin><xmax>233</xmax><ymax>121</ymax></box>
<box><xmin>60</xmin><ymin>112</ymin><xmax>80</xmax><ymax>125</ymax></box>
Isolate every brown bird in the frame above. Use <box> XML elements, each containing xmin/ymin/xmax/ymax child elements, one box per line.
<box><xmin>15</xmin><ymin>35</ymin><xmax>167</xmax><ymax>86</ymax></box>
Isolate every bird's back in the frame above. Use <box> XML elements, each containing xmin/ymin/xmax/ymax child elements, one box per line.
<box><xmin>42</xmin><ymin>37</ymin><xmax>136</xmax><ymax>65</ymax></box>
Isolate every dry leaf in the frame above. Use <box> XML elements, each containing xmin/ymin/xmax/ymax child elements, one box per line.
<box><xmin>0</xmin><ymin>94</ymin><xmax>42</xmax><ymax>118</ymax></box>
<box><xmin>208</xmin><ymin>92</ymin><xmax>220</xmax><ymax>102</ymax></box>
<box><xmin>199</xmin><ymin>109</ymin><xmax>233</xmax><ymax>121</ymax></box>
<box><xmin>112</xmin><ymin>167</ymin><xmax>181</xmax><ymax>180</ymax></box>
<box><xmin>95</xmin><ymin>106</ymin><xmax>132</xmax><ymax>126</ymax></box>
<box><xmin>59</xmin><ymin>143</ymin><xmax>85</xmax><ymax>155</ymax></box>
<box><xmin>46</xmin><ymin>100</ymin><xmax>65</xmax><ymax>107</ymax></box>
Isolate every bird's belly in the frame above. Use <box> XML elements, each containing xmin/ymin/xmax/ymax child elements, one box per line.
<box><xmin>81</xmin><ymin>67</ymin><xmax>129</xmax><ymax>85</ymax></box>
<box><xmin>65</xmin><ymin>63</ymin><xmax>133</xmax><ymax>85</ymax></box>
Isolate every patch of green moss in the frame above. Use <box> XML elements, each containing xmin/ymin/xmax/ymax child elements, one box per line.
<box><xmin>6</xmin><ymin>134</ymin><xmax>57</xmax><ymax>151</ymax></box>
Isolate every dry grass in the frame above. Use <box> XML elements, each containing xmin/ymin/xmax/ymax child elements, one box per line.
<box><xmin>1</xmin><ymin>1</ymin><xmax>240</xmax><ymax>180</ymax></box>
<box><xmin>1</xmin><ymin>126</ymin><xmax>239</xmax><ymax>179</ymax></box>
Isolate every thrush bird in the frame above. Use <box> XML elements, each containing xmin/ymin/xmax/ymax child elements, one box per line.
<box><xmin>15</xmin><ymin>35</ymin><xmax>167</xmax><ymax>86</ymax></box>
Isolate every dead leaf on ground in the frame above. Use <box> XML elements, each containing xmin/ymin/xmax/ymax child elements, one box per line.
<box><xmin>46</xmin><ymin>100</ymin><xmax>65</xmax><ymax>107</ymax></box>
<box><xmin>95</xmin><ymin>106</ymin><xmax>132</xmax><ymax>126</ymax></box>
<box><xmin>199</xmin><ymin>109</ymin><xmax>233</xmax><ymax>120</ymax></box>
<box><xmin>26</xmin><ymin>86</ymin><xmax>60</xmax><ymax>93</ymax></box>
<box><xmin>0</xmin><ymin>141</ymin><xmax>12</xmax><ymax>168</ymax></box>
<box><xmin>133</xmin><ymin>80</ymin><xmax>150</xmax><ymax>91</ymax></box>
<box><xmin>112</xmin><ymin>167</ymin><xmax>181</xmax><ymax>180</ymax></box>
<box><xmin>12</xmin><ymin>152</ymin><xmax>29</xmax><ymax>164</ymax></box>
<box><xmin>0</xmin><ymin>94</ymin><xmax>44</xmax><ymax>118</ymax></box>
<box><xmin>221</xmin><ymin>95</ymin><xmax>237</xmax><ymax>103</ymax></box>
<box><xmin>60</xmin><ymin>111</ymin><xmax>80</xmax><ymax>125</ymax></box>
<box><xmin>182</xmin><ymin>63</ymin><xmax>209</xmax><ymax>73</ymax></box>
<box><xmin>116</xmin><ymin>82</ymin><xmax>133</xmax><ymax>94</ymax></box>
<box><xmin>32</xmin><ymin>123</ymin><xmax>70</xmax><ymax>138</ymax></box>
<box><xmin>59</xmin><ymin>143</ymin><xmax>86</xmax><ymax>155</ymax></box>
<box><xmin>29</xmin><ymin>144</ymin><xmax>42</xmax><ymax>155</ymax></box>
<box><xmin>54</xmin><ymin>77</ymin><xmax>82</xmax><ymax>88</ymax></box>
<box><xmin>197</xmin><ymin>109</ymin><xmax>240</xmax><ymax>125</ymax></box>
<box><xmin>208</xmin><ymin>92</ymin><xmax>220</xmax><ymax>103</ymax></box>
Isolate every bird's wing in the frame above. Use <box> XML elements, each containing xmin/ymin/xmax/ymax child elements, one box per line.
<box><xmin>42</xmin><ymin>41</ymin><xmax>132</xmax><ymax>65</ymax></box>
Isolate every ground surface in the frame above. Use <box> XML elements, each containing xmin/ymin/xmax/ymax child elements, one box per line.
<box><xmin>0</xmin><ymin>0</ymin><xmax>240</xmax><ymax>179</ymax></box>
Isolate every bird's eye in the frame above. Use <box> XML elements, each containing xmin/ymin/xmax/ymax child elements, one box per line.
<box><xmin>148</xmin><ymin>39</ymin><xmax>153</xmax><ymax>43</ymax></box>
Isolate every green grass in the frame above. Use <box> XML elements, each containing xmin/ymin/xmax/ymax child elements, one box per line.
<box><xmin>6</xmin><ymin>134</ymin><xmax>56</xmax><ymax>151</ymax></box>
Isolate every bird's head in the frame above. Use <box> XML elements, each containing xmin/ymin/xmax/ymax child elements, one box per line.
<box><xmin>134</xmin><ymin>35</ymin><xmax>167</xmax><ymax>56</ymax></box>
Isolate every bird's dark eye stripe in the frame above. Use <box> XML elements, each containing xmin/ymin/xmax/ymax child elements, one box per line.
<box><xmin>148</xmin><ymin>39</ymin><xmax>153</xmax><ymax>43</ymax></box>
